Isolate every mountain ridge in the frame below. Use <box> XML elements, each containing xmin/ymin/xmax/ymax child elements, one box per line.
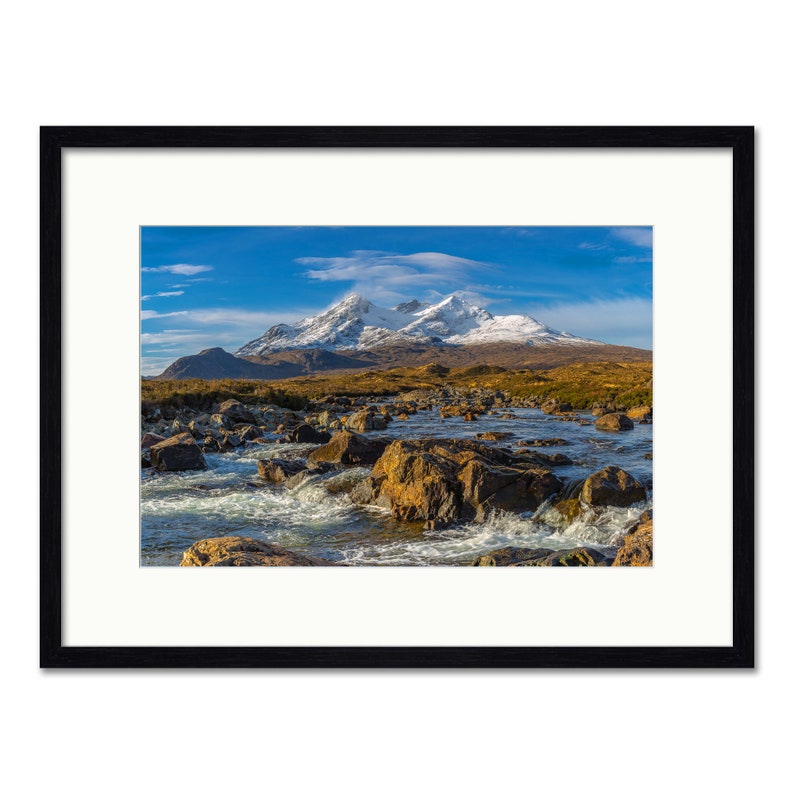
<box><xmin>235</xmin><ymin>292</ymin><xmax>601</xmax><ymax>356</ymax></box>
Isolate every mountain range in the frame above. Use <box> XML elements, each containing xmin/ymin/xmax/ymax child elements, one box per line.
<box><xmin>154</xmin><ymin>293</ymin><xmax>650</xmax><ymax>380</ymax></box>
<box><xmin>236</xmin><ymin>293</ymin><xmax>599</xmax><ymax>355</ymax></box>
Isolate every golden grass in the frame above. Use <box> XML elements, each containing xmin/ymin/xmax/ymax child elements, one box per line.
<box><xmin>143</xmin><ymin>360</ymin><xmax>652</xmax><ymax>411</ymax></box>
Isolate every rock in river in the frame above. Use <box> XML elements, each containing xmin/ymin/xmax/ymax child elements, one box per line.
<box><xmin>307</xmin><ymin>429</ymin><xmax>389</xmax><ymax>466</ymax></box>
<box><xmin>581</xmin><ymin>465</ymin><xmax>646</xmax><ymax>508</ymax></box>
<box><xmin>613</xmin><ymin>515</ymin><xmax>653</xmax><ymax>566</ymax></box>
<box><xmin>257</xmin><ymin>458</ymin><xmax>307</xmax><ymax>483</ymax></box>
<box><xmin>216</xmin><ymin>399</ymin><xmax>258</xmax><ymax>425</ymax></box>
<box><xmin>149</xmin><ymin>432</ymin><xmax>207</xmax><ymax>472</ymax></box>
<box><xmin>350</xmin><ymin>438</ymin><xmax>563</xmax><ymax>525</ymax></box>
<box><xmin>594</xmin><ymin>412</ymin><xmax>634</xmax><ymax>432</ymax></box>
<box><xmin>290</xmin><ymin>423</ymin><xmax>331</xmax><ymax>444</ymax></box>
<box><xmin>180</xmin><ymin>536</ymin><xmax>335</xmax><ymax>566</ymax></box>
<box><xmin>471</xmin><ymin>546</ymin><xmax>609</xmax><ymax>566</ymax></box>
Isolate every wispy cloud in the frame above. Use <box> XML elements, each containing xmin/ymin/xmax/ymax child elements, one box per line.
<box><xmin>611</xmin><ymin>227</ymin><xmax>653</xmax><ymax>248</ymax></box>
<box><xmin>141</xmin><ymin>264</ymin><xmax>213</xmax><ymax>275</ymax></box>
<box><xmin>613</xmin><ymin>255</ymin><xmax>652</xmax><ymax>264</ymax></box>
<box><xmin>296</xmin><ymin>250</ymin><xmax>492</xmax><ymax>303</ymax></box>
<box><xmin>141</xmin><ymin>310</ymin><xmax>189</xmax><ymax>320</ymax></box>
<box><xmin>188</xmin><ymin>308</ymin><xmax>308</xmax><ymax>327</ymax></box>
<box><xmin>579</xmin><ymin>242</ymin><xmax>609</xmax><ymax>251</ymax></box>
<box><xmin>141</xmin><ymin>290</ymin><xmax>185</xmax><ymax>301</ymax></box>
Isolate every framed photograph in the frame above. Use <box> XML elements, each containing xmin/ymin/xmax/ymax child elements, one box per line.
<box><xmin>41</xmin><ymin>126</ymin><xmax>754</xmax><ymax>668</ymax></box>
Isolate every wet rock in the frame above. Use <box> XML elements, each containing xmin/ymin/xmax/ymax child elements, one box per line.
<box><xmin>307</xmin><ymin>430</ymin><xmax>389</xmax><ymax>466</ymax></box>
<box><xmin>345</xmin><ymin>409</ymin><xmax>375</xmax><ymax>433</ymax></box>
<box><xmin>471</xmin><ymin>546</ymin><xmax>608</xmax><ymax>566</ymax></box>
<box><xmin>257</xmin><ymin>458</ymin><xmax>307</xmax><ymax>483</ymax></box>
<box><xmin>594</xmin><ymin>413</ymin><xmax>634</xmax><ymax>432</ymax></box>
<box><xmin>210</xmin><ymin>413</ymin><xmax>233</xmax><ymax>430</ymax></box>
<box><xmin>180</xmin><ymin>536</ymin><xmax>336</xmax><ymax>566</ymax></box>
<box><xmin>581</xmin><ymin>465</ymin><xmax>646</xmax><ymax>508</ymax></box>
<box><xmin>149</xmin><ymin>432</ymin><xmax>207</xmax><ymax>472</ymax></box>
<box><xmin>462</xmin><ymin>412</ymin><xmax>478</xmax><ymax>422</ymax></box>
<box><xmin>613</xmin><ymin>516</ymin><xmax>653</xmax><ymax>566</ymax></box>
<box><xmin>217</xmin><ymin>399</ymin><xmax>259</xmax><ymax>425</ymax></box>
<box><xmin>350</xmin><ymin>439</ymin><xmax>563</xmax><ymax>525</ymax></box>
<box><xmin>521</xmin><ymin>451</ymin><xmax>573</xmax><ymax>467</ymax></box>
<box><xmin>475</xmin><ymin>432</ymin><xmax>513</xmax><ymax>441</ymax></box>
<box><xmin>141</xmin><ymin>432</ymin><xmax>166</xmax><ymax>449</ymax></box>
<box><xmin>221</xmin><ymin>431</ymin><xmax>243</xmax><ymax>448</ymax></box>
<box><xmin>236</xmin><ymin>424</ymin><xmax>262</xmax><ymax>442</ymax></box>
<box><xmin>290</xmin><ymin>423</ymin><xmax>332</xmax><ymax>444</ymax></box>
<box><xmin>542</xmin><ymin>400</ymin><xmax>573</xmax><ymax>415</ymax></box>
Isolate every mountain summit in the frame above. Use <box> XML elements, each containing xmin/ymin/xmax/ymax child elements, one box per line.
<box><xmin>236</xmin><ymin>293</ymin><xmax>600</xmax><ymax>356</ymax></box>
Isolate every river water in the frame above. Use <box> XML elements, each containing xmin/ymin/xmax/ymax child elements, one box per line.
<box><xmin>140</xmin><ymin>406</ymin><xmax>652</xmax><ymax>566</ymax></box>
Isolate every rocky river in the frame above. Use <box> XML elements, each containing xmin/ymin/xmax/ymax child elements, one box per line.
<box><xmin>140</xmin><ymin>390</ymin><xmax>653</xmax><ymax>566</ymax></box>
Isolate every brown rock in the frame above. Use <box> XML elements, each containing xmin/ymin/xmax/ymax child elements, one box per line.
<box><xmin>179</xmin><ymin>536</ymin><xmax>335</xmax><ymax>566</ymax></box>
<box><xmin>350</xmin><ymin>438</ymin><xmax>562</xmax><ymax>525</ymax></box>
<box><xmin>307</xmin><ymin>430</ymin><xmax>388</xmax><ymax>466</ymax></box>
<box><xmin>626</xmin><ymin>406</ymin><xmax>653</xmax><ymax>422</ymax></box>
<box><xmin>542</xmin><ymin>400</ymin><xmax>573</xmax><ymax>415</ymax></box>
<box><xmin>581</xmin><ymin>466</ymin><xmax>646</xmax><ymax>508</ymax></box>
<box><xmin>257</xmin><ymin>458</ymin><xmax>306</xmax><ymax>483</ymax></box>
<box><xmin>141</xmin><ymin>432</ymin><xmax>166</xmax><ymax>449</ymax></box>
<box><xmin>594</xmin><ymin>413</ymin><xmax>634</xmax><ymax>432</ymax></box>
<box><xmin>475</xmin><ymin>432</ymin><xmax>513</xmax><ymax>441</ymax></box>
<box><xmin>471</xmin><ymin>546</ymin><xmax>608</xmax><ymax>566</ymax></box>
<box><xmin>613</xmin><ymin>517</ymin><xmax>653</xmax><ymax>566</ymax></box>
<box><xmin>149</xmin><ymin>432</ymin><xmax>207</xmax><ymax>472</ymax></box>
<box><xmin>217</xmin><ymin>399</ymin><xmax>258</xmax><ymax>425</ymax></box>
<box><xmin>290</xmin><ymin>423</ymin><xmax>331</xmax><ymax>444</ymax></box>
<box><xmin>345</xmin><ymin>410</ymin><xmax>375</xmax><ymax>433</ymax></box>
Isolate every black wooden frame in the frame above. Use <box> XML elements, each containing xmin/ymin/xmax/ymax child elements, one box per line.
<box><xmin>40</xmin><ymin>126</ymin><xmax>754</xmax><ymax>668</ymax></box>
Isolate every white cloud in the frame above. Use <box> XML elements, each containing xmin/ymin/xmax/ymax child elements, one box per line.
<box><xmin>141</xmin><ymin>310</ymin><xmax>188</xmax><ymax>320</ymax></box>
<box><xmin>141</xmin><ymin>290</ymin><xmax>185</xmax><ymax>301</ymax></box>
<box><xmin>188</xmin><ymin>308</ymin><xmax>308</xmax><ymax>327</ymax></box>
<box><xmin>613</xmin><ymin>255</ymin><xmax>652</xmax><ymax>264</ymax></box>
<box><xmin>579</xmin><ymin>242</ymin><xmax>609</xmax><ymax>251</ymax></box>
<box><xmin>141</xmin><ymin>264</ymin><xmax>213</xmax><ymax>275</ymax></box>
<box><xmin>611</xmin><ymin>227</ymin><xmax>653</xmax><ymax>248</ymax></box>
<box><xmin>296</xmin><ymin>250</ymin><xmax>492</xmax><ymax>303</ymax></box>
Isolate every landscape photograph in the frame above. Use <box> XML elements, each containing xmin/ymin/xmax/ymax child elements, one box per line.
<box><xmin>140</xmin><ymin>226</ymin><xmax>653</xmax><ymax>567</ymax></box>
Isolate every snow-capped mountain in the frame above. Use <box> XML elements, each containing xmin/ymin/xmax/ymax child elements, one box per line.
<box><xmin>236</xmin><ymin>293</ymin><xmax>601</xmax><ymax>356</ymax></box>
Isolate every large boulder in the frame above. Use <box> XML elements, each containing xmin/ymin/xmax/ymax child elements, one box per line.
<box><xmin>594</xmin><ymin>412</ymin><xmax>634</xmax><ymax>432</ymax></box>
<box><xmin>350</xmin><ymin>439</ymin><xmax>563</xmax><ymax>525</ymax></box>
<box><xmin>471</xmin><ymin>546</ymin><xmax>608</xmax><ymax>566</ymax></box>
<box><xmin>613</xmin><ymin>516</ymin><xmax>653</xmax><ymax>566</ymax></box>
<box><xmin>581</xmin><ymin>466</ymin><xmax>646</xmax><ymax>508</ymax></box>
<box><xmin>216</xmin><ymin>399</ymin><xmax>258</xmax><ymax>425</ymax></box>
<box><xmin>149</xmin><ymin>432</ymin><xmax>207</xmax><ymax>471</ymax></box>
<box><xmin>179</xmin><ymin>536</ymin><xmax>335</xmax><ymax>566</ymax></box>
<box><xmin>307</xmin><ymin>430</ymin><xmax>388</xmax><ymax>466</ymax></box>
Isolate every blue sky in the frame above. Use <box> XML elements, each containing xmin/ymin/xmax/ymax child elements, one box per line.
<box><xmin>141</xmin><ymin>226</ymin><xmax>652</xmax><ymax>374</ymax></box>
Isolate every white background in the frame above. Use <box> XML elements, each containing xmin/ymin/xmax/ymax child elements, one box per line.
<box><xmin>64</xmin><ymin>149</ymin><xmax>733</xmax><ymax>648</ymax></box>
<box><xmin>1</xmin><ymin>2</ymin><xmax>787</xmax><ymax>793</ymax></box>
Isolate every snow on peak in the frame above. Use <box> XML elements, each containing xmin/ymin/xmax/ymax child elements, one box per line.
<box><xmin>236</xmin><ymin>293</ymin><xmax>601</xmax><ymax>355</ymax></box>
